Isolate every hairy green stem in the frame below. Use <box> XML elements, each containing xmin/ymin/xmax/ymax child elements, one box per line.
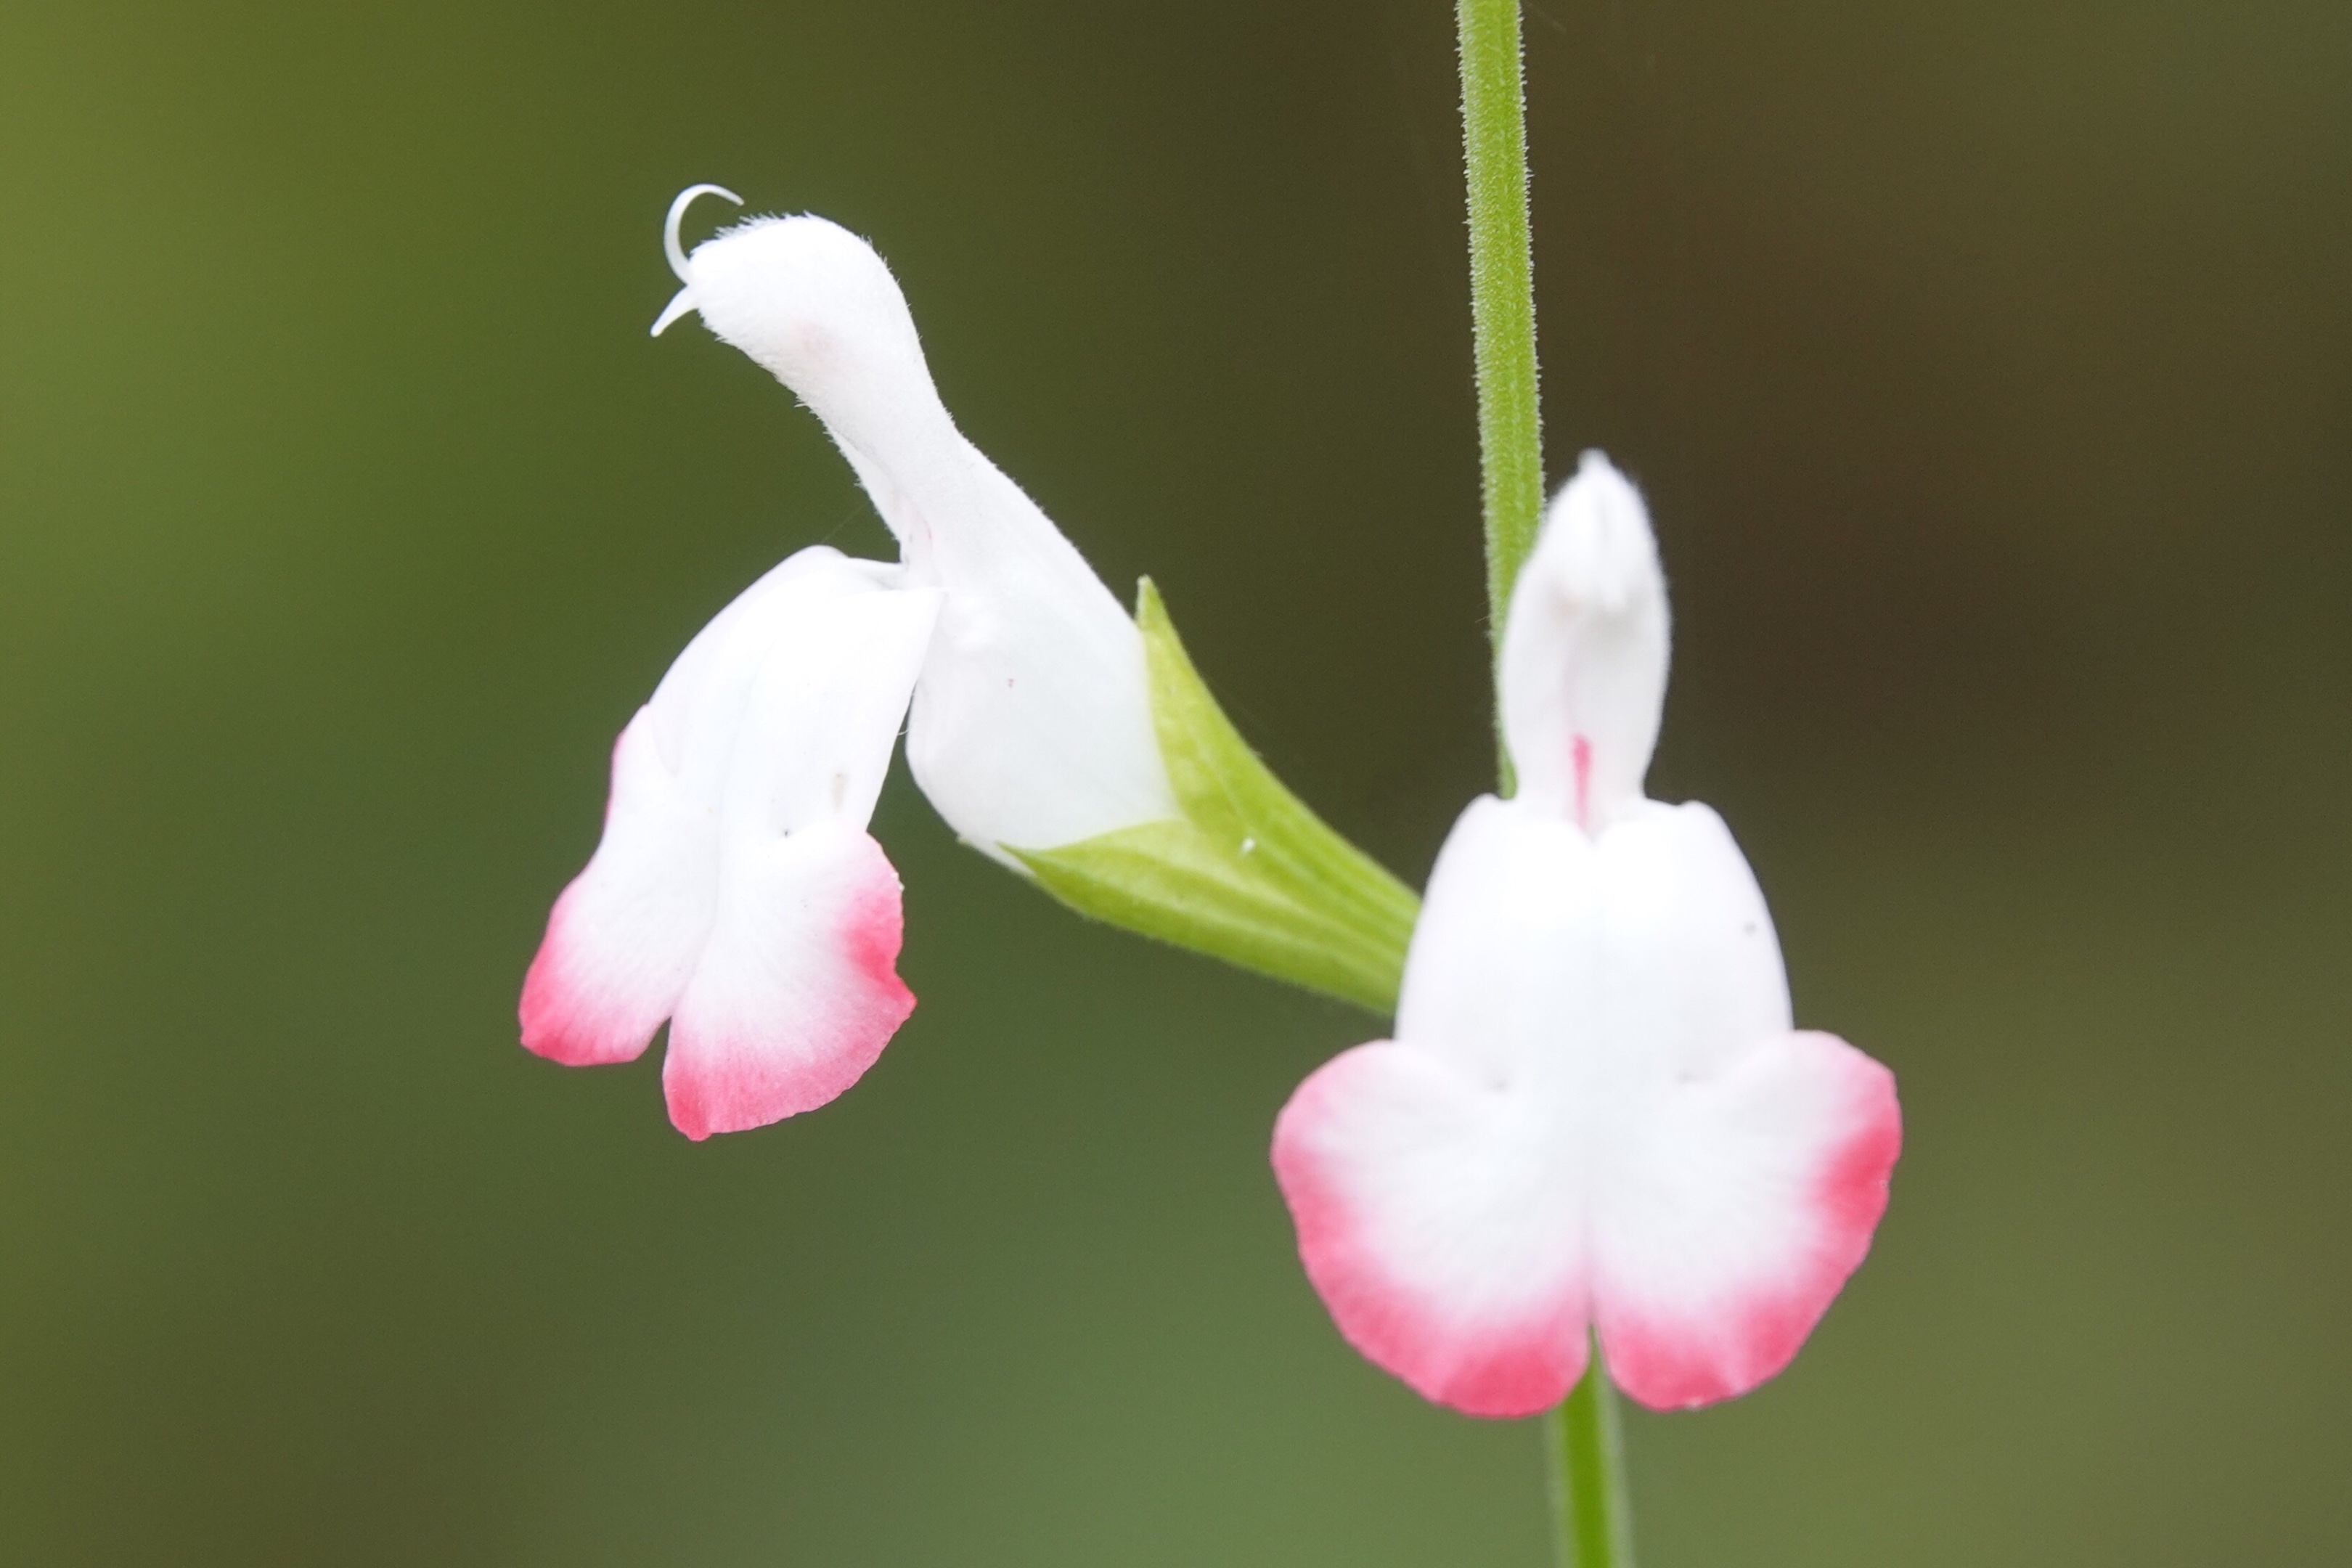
<box><xmin>1455</xmin><ymin>0</ymin><xmax>1545</xmax><ymax>778</ymax></box>
<box><xmin>1545</xmin><ymin>1352</ymin><xmax>1637</xmax><ymax>1568</ymax></box>
<box><xmin>1455</xmin><ymin>7</ymin><xmax>1636</xmax><ymax>1564</ymax></box>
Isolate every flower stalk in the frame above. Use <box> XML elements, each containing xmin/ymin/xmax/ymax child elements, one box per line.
<box><xmin>1455</xmin><ymin>0</ymin><xmax>1545</xmax><ymax>747</ymax></box>
<box><xmin>1548</xmin><ymin>1347</ymin><xmax>1637</xmax><ymax>1568</ymax></box>
<box><xmin>1454</xmin><ymin>3</ymin><xmax>1638</xmax><ymax>1563</ymax></box>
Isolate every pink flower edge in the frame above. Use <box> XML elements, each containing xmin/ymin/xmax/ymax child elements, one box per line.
<box><xmin>1601</xmin><ymin>1037</ymin><xmax>1901</xmax><ymax>1410</ymax></box>
<box><xmin>662</xmin><ymin>838</ymin><xmax>917</xmax><ymax>1140</ymax></box>
<box><xmin>1273</xmin><ymin>1032</ymin><xmax>1901</xmax><ymax>1418</ymax></box>
<box><xmin>1271</xmin><ymin>1045</ymin><xmax>1591</xmax><ymax>1419</ymax></box>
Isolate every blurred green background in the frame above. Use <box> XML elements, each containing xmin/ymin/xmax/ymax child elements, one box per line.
<box><xmin>2</xmin><ymin>0</ymin><xmax>2346</xmax><ymax>1561</ymax></box>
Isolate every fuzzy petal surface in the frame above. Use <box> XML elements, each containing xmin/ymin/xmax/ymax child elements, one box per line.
<box><xmin>1500</xmin><ymin>453</ymin><xmax>1669</xmax><ymax>830</ymax></box>
<box><xmin>672</xmin><ymin>212</ymin><xmax>1177</xmax><ymax>857</ymax></box>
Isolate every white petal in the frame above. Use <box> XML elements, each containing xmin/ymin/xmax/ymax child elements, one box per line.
<box><xmin>521</xmin><ymin>547</ymin><xmax>939</xmax><ymax>1128</ymax></box>
<box><xmin>640</xmin><ymin>545</ymin><xmax>878</xmax><ymax>784</ymax></box>
<box><xmin>1591</xmin><ymin>1029</ymin><xmax>1898</xmax><ymax>1410</ymax></box>
<box><xmin>1500</xmin><ymin>452</ymin><xmax>1670</xmax><ymax>829</ymax></box>
<box><xmin>679</xmin><ymin>216</ymin><xmax>960</xmax><ymax>505</ymax></box>
<box><xmin>1274</xmin><ymin>796</ymin><xmax>1896</xmax><ymax>1415</ymax></box>
<box><xmin>1389</xmin><ymin>796</ymin><xmax>1604</xmax><ymax>1092</ymax></box>
<box><xmin>1393</xmin><ymin>796</ymin><xmax>1787</xmax><ymax>1088</ymax></box>
<box><xmin>902</xmin><ymin>475</ymin><xmax>1175</xmax><ymax>857</ymax></box>
<box><xmin>1273</xmin><ymin>1038</ymin><xmax>1591</xmax><ymax>1417</ymax></box>
<box><xmin>663</xmin><ymin>822</ymin><xmax>915</xmax><ymax>1140</ymax></box>
<box><xmin>519</xmin><ymin>711</ymin><xmax>717</xmax><ymax>1068</ymax></box>
<box><xmin>669</xmin><ymin>211</ymin><xmax>1177</xmax><ymax>857</ymax></box>
<box><xmin>713</xmin><ymin>560</ymin><xmax>940</xmax><ymax>838</ymax></box>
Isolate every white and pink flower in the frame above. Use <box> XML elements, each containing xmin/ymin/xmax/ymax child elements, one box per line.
<box><xmin>522</xmin><ymin>188</ymin><xmax>1177</xmax><ymax>1139</ymax></box>
<box><xmin>1272</xmin><ymin>453</ymin><xmax>1900</xmax><ymax>1415</ymax></box>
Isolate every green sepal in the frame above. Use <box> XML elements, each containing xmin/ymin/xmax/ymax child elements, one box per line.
<box><xmin>1013</xmin><ymin>580</ymin><xmax>1419</xmax><ymax>1014</ymax></box>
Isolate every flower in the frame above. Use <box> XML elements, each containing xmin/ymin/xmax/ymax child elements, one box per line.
<box><xmin>521</xmin><ymin>187</ymin><xmax>1177</xmax><ymax>1138</ymax></box>
<box><xmin>1270</xmin><ymin>452</ymin><xmax>1901</xmax><ymax>1416</ymax></box>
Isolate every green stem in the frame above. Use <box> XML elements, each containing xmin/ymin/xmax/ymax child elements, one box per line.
<box><xmin>1455</xmin><ymin>7</ymin><xmax>1635</xmax><ymax>1561</ymax></box>
<box><xmin>1455</xmin><ymin>0</ymin><xmax>1545</xmax><ymax>780</ymax></box>
<box><xmin>1545</xmin><ymin>1351</ymin><xmax>1636</xmax><ymax>1568</ymax></box>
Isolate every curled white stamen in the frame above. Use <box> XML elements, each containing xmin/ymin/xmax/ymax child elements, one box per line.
<box><xmin>663</xmin><ymin>183</ymin><xmax>743</xmax><ymax>282</ymax></box>
<box><xmin>652</xmin><ymin>184</ymin><xmax>743</xmax><ymax>338</ymax></box>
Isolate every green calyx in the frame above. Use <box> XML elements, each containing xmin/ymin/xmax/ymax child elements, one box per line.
<box><xmin>1012</xmin><ymin>580</ymin><xmax>1420</xmax><ymax>1015</ymax></box>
